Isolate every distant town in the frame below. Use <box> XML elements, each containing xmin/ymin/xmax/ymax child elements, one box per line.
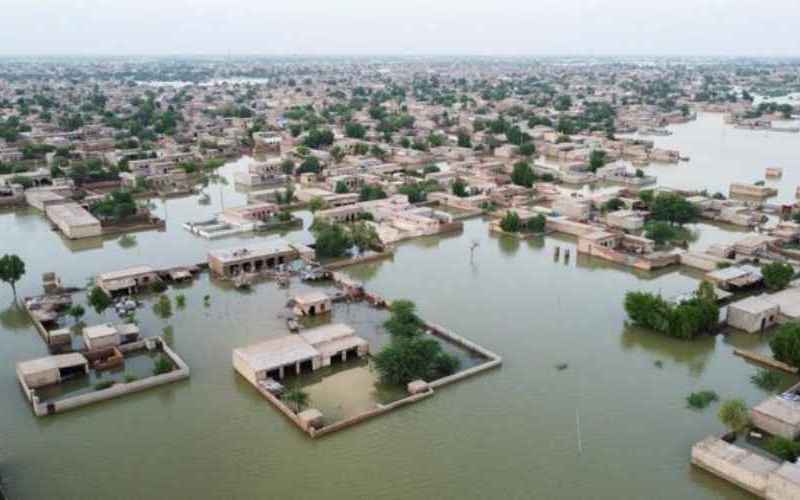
<box><xmin>2</xmin><ymin>55</ymin><xmax>800</xmax><ymax>499</ymax></box>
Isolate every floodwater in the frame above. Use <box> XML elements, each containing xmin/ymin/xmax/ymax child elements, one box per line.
<box><xmin>0</xmin><ymin>120</ymin><xmax>798</xmax><ymax>499</ymax></box>
<box><xmin>636</xmin><ymin>111</ymin><xmax>800</xmax><ymax>203</ymax></box>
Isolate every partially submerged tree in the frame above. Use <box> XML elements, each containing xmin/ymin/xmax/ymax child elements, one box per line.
<box><xmin>762</xmin><ymin>262</ymin><xmax>794</xmax><ymax>291</ymax></box>
<box><xmin>88</xmin><ymin>286</ymin><xmax>112</xmax><ymax>314</ymax></box>
<box><xmin>770</xmin><ymin>322</ymin><xmax>800</xmax><ymax>367</ymax></box>
<box><xmin>0</xmin><ymin>253</ymin><xmax>25</xmax><ymax>301</ymax></box>
<box><xmin>718</xmin><ymin>399</ymin><xmax>749</xmax><ymax>435</ymax></box>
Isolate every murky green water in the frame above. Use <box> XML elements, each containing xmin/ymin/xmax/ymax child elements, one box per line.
<box><xmin>0</xmin><ymin>123</ymin><xmax>797</xmax><ymax>498</ymax></box>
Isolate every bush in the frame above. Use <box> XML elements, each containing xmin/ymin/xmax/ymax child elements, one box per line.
<box><xmin>762</xmin><ymin>262</ymin><xmax>794</xmax><ymax>291</ymax></box>
<box><xmin>686</xmin><ymin>390</ymin><xmax>719</xmax><ymax>409</ymax></box>
<box><xmin>153</xmin><ymin>355</ymin><xmax>173</xmax><ymax>375</ymax></box>
<box><xmin>526</xmin><ymin>214</ymin><xmax>546</xmax><ymax>233</ymax></box>
<box><xmin>718</xmin><ymin>399</ymin><xmax>750</xmax><ymax>434</ymax></box>
<box><xmin>624</xmin><ymin>282</ymin><xmax>718</xmax><ymax>340</ymax></box>
<box><xmin>124</xmin><ymin>374</ymin><xmax>138</xmax><ymax>383</ymax></box>
<box><xmin>499</xmin><ymin>211</ymin><xmax>521</xmax><ymax>233</ymax></box>
<box><xmin>751</xmin><ymin>369</ymin><xmax>782</xmax><ymax>392</ymax></box>
<box><xmin>766</xmin><ymin>436</ymin><xmax>800</xmax><ymax>462</ymax></box>
<box><xmin>770</xmin><ymin>322</ymin><xmax>800</xmax><ymax>367</ymax></box>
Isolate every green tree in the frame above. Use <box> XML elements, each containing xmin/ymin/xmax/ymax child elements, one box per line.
<box><xmin>456</xmin><ymin>128</ymin><xmax>472</xmax><ymax>148</ymax></box>
<box><xmin>500</xmin><ymin>211</ymin><xmax>522</xmax><ymax>233</ymax></box>
<box><xmin>68</xmin><ymin>304</ymin><xmax>85</xmax><ymax>324</ymax></box>
<box><xmin>308</xmin><ymin>196</ymin><xmax>326</xmax><ymax>213</ymax></box>
<box><xmin>650</xmin><ymin>193</ymin><xmax>699</xmax><ymax>226</ymax></box>
<box><xmin>351</xmin><ymin>221</ymin><xmax>380</xmax><ymax>254</ymax></box>
<box><xmin>770</xmin><ymin>322</ymin><xmax>800</xmax><ymax>367</ymax></box>
<box><xmin>0</xmin><ymin>254</ymin><xmax>25</xmax><ymax>300</ymax></box>
<box><xmin>589</xmin><ymin>150</ymin><xmax>607</xmax><ymax>172</ymax></box>
<box><xmin>451</xmin><ymin>178</ymin><xmax>468</xmax><ymax>198</ymax></box>
<box><xmin>511</xmin><ymin>161</ymin><xmax>536</xmax><ymax>188</ymax></box>
<box><xmin>718</xmin><ymin>399</ymin><xmax>749</xmax><ymax>435</ymax></box>
<box><xmin>334</xmin><ymin>181</ymin><xmax>350</xmax><ymax>194</ymax></box>
<box><xmin>359</xmin><ymin>185</ymin><xmax>387</xmax><ymax>202</ymax></box>
<box><xmin>383</xmin><ymin>300</ymin><xmax>425</xmax><ymax>339</ymax></box>
<box><xmin>762</xmin><ymin>262</ymin><xmax>794</xmax><ymax>291</ymax></box>
<box><xmin>518</xmin><ymin>142</ymin><xmax>536</xmax><ymax>157</ymax></box>
<box><xmin>311</xmin><ymin>220</ymin><xmax>352</xmax><ymax>258</ymax></box>
<box><xmin>526</xmin><ymin>214</ymin><xmax>547</xmax><ymax>233</ymax></box>
<box><xmin>88</xmin><ymin>286</ymin><xmax>112</xmax><ymax>314</ymax></box>
<box><xmin>153</xmin><ymin>355</ymin><xmax>173</xmax><ymax>375</ymax></box>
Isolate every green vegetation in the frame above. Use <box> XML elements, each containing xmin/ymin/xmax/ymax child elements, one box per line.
<box><xmin>351</xmin><ymin>221</ymin><xmax>380</xmax><ymax>254</ymax></box>
<box><xmin>359</xmin><ymin>184</ymin><xmax>387</xmax><ymax>202</ymax></box>
<box><xmin>118</xmin><ymin>234</ymin><xmax>137</xmax><ymax>248</ymax></box>
<box><xmin>686</xmin><ymin>390</ymin><xmax>719</xmax><ymax>409</ymax></box>
<box><xmin>589</xmin><ymin>150</ymin><xmax>607</xmax><ymax>172</ymax></box>
<box><xmin>153</xmin><ymin>295</ymin><xmax>172</xmax><ymax>319</ymax></box>
<box><xmin>762</xmin><ymin>262</ymin><xmax>794</xmax><ymax>291</ymax></box>
<box><xmin>153</xmin><ymin>355</ymin><xmax>173</xmax><ymax>375</ymax></box>
<box><xmin>451</xmin><ymin>178</ymin><xmax>469</xmax><ymax>198</ymax></box>
<box><xmin>603</xmin><ymin>198</ymin><xmax>625</xmax><ymax>212</ymax></box>
<box><xmin>0</xmin><ymin>253</ymin><xmax>25</xmax><ymax>300</ymax></box>
<box><xmin>90</xmin><ymin>189</ymin><xmax>138</xmax><ymax>222</ymax></box>
<box><xmin>68</xmin><ymin>304</ymin><xmax>85</xmax><ymax>324</ymax></box>
<box><xmin>770</xmin><ymin>322</ymin><xmax>800</xmax><ymax>367</ymax></box>
<box><xmin>308</xmin><ymin>196</ymin><xmax>327</xmax><ymax>213</ymax></box>
<box><xmin>124</xmin><ymin>374</ymin><xmax>139</xmax><ymax>383</ymax></box>
<box><xmin>718</xmin><ymin>399</ymin><xmax>750</xmax><ymax>435</ymax></box>
<box><xmin>766</xmin><ymin>436</ymin><xmax>800</xmax><ymax>462</ymax></box>
<box><xmin>88</xmin><ymin>286</ymin><xmax>112</xmax><ymax>314</ymax></box>
<box><xmin>624</xmin><ymin>281</ymin><xmax>719</xmax><ymax>340</ymax></box>
<box><xmin>374</xmin><ymin>300</ymin><xmax>460</xmax><ymax>385</ymax></box>
<box><xmin>175</xmin><ymin>294</ymin><xmax>186</xmax><ymax>309</ymax></box>
<box><xmin>648</xmin><ymin>193</ymin><xmax>699</xmax><ymax>226</ymax></box>
<box><xmin>500</xmin><ymin>211</ymin><xmax>522</xmax><ymax>233</ymax></box>
<box><xmin>310</xmin><ymin>219</ymin><xmax>353</xmax><ymax>259</ymax></box>
<box><xmin>644</xmin><ymin>221</ymin><xmax>691</xmax><ymax>247</ymax></box>
<box><xmin>283</xmin><ymin>386</ymin><xmax>310</xmax><ymax>413</ymax></box>
<box><xmin>511</xmin><ymin>161</ymin><xmax>536</xmax><ymax>188</ymax></box>
<box><xmin>751</xmin><ymin>369</ymin><xmax>782</xmax><ymax>392</ymax></box>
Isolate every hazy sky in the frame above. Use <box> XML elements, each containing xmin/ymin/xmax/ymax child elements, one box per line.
<box><xmin>1</xmin><ymin>0</ymin><xmax>798</xmax><ymax>57</ymax></box>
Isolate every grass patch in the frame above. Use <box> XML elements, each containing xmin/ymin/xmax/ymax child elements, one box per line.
<box><xmin>686</xmin><ymin>390</ymin><xmax>719</xmax><ymax>409</ymax></box>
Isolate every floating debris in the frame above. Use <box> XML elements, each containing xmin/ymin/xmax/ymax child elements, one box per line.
<box><xmin>555</xmin><ymin>363</ymin><xmax>569</xmax><ymax>371</ymax></box>
<box><xmin>654</xmin><ymin>360</ymin><xmax>664</xmax><ymax>368</ymax></box>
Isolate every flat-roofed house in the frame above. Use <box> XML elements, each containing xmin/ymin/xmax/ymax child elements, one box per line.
<box><xmin>233</xmin><ymin>335</ymin><xmax>321</xmax><ymax>384</ymax></box>
<box><xmin>17</xmin><ymin>353</ymin><xmax>89</xmax><ymax>390</ymax></box>
<box><xmin>45</xmin><ymin>202</ymin><xmax>102</xmax><ymax>239</ymax></box>
<box><xmin>292</xmin><ymin>291</ymin><xmax>332</xmax><ymax>316</ymax></box>
<box><xmin>207</xmin><ymin>240</ymin><xmax>299</xmax><ymax>277</ymax></box>
<box><xmin>752</xmin><ymin>394</ymin><xmax>800</xmax><ymax>440</ymax></box>
<box><xmin>233</xmin><ymin>324</ymin><xmax>369</xmax><ymax>383</ymax></box>
<box><xmin>82</xmin><ymin>323</ymin><xmax>121</xmax><ymax>351</ymax></box>
<box><xmin>726</xmin><ymin>295</ymin><xmax>780</xmax><ymax>333</ymax></box>
<box><xmin>96</xmin><ymin>266</ymin><xmax>161</xmax><ymax>296</ymax></box>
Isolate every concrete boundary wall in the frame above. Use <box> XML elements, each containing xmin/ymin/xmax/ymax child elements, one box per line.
<box><xmin>239</xmin><ymin>288</ymin><xmax>502</xmax><ymax>439</ymax></box>
<box><xmin>27</xmin><ymin>338</ymin><xmax>190</xmax><ymax>417</ymax></box>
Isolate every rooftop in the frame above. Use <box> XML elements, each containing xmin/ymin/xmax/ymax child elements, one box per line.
<box><xmin>17</xmin><ymin>353</ymin><xmax>88</xmax><ymax>376</ymax></box>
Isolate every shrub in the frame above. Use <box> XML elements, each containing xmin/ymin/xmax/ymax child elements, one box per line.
<box><xmin>499</xmin><ymin>211</ymin><xmax>522</xmax><ymax>233</ymax></box>
<box><xmin>766</xmin><ymin>436</ymin><xmax>800</xmax><ymax>462</ymax></box>
<box><xmin>686</xmin><ymin>390</ymin><xmax>719</xmax><ymax>409</ymax></box>
<box><xmin>751</xmin><ymin>369</ymin><xmax>782</xmax><ymax>392</ymax></box>
<box><xmin>762</xmin><ymin>262</ymin><xmax>794</xmax><ymax>291</ymax></box>
<box><xmin>718</xmin><ymin>399</ymin><xmax>750</xmax><ymax>434</ymax></box>
<box><xmin>153</xmin><ymin>355</ymin><xmax>173</xmax><ymax>375</ymax></box>
<box><xmin>770</xmin><ymin>322</ymin><xmax>800</xmax><ymax>367</ymax></box>
<box><xmin>124</xmin><ymin>374</ymin><xmax>138</xmax><ymax>383</ymax></box>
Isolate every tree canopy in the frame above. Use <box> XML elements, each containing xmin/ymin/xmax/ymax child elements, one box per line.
<box><xmin>0</xmin><ymin>254</ymin><xmax>25</xmax><ymax>300</ymax></box>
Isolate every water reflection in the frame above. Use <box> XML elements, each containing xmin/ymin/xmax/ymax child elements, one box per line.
<box><xmin>620</xmin><ymin>323</ymin><xmax>716</xmax><ymax>378</ymax></box>
<box><xmin>0</xmin><ymin>303</ymin><xmax>32</xmax><ymax>331</ymax></box>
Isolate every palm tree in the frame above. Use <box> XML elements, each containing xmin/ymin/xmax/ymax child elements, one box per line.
<box><xmin>283</xmin><ymin>386</ymin><xmax>309</xmax><ymax>413</ymax></box>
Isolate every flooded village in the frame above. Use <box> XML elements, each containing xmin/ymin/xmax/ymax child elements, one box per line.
<box><xmin>2</xmin><ymin>56</ymin><xmax>800</xmax><ymax>499</ymax></box>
